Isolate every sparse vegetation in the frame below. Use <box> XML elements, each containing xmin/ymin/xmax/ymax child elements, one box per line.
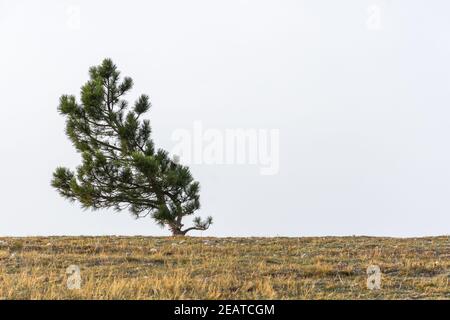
<box><xmin>0</xmin><ymin>236</ymin><xmax>448</xmax><ymax>299</ymax></box>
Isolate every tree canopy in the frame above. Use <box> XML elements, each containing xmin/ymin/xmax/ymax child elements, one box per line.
<box><xmin>52</xmin><ymin>58</ymin><xmax>212</xmax><ymax>235</ymax></box>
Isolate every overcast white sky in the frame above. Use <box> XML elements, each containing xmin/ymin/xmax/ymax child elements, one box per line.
<box><xmin>1</xmin><ymin>0</ymin><xmax>449</xmax><ymax>237</ymax></box>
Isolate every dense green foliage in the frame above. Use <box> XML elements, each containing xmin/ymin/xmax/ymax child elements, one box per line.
<box><xmin>52</xmin><ymin>59</ymin><xmax>212</xmax><ymax>235</ymax></box>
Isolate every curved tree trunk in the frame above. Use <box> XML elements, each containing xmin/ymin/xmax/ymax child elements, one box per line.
<box><xmin>169</xmin><ymin>224</ymin><xmax>187</xmax><ymax>236</ymax></box>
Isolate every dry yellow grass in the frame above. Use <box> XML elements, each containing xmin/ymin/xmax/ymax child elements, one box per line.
<box><xmin>0</xmin><ymin>236</ymin><xmax>448</xmax><ymax>299</ymax></box>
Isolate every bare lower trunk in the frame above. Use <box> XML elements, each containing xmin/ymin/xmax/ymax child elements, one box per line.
<box><xmin>168</xmin><ymin>220</ymin><xmax>208</xmax><ymax>236</ymax></box>
<box><xmin>169</xmin><ymin>224</ymin><xmax>187</xmax><ymax>236</ymax></box>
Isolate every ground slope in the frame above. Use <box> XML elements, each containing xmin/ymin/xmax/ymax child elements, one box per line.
<box><xmin>0</xmin><ymin>236</ymin><xmax>448</xmax><ymax>299</ymax></box>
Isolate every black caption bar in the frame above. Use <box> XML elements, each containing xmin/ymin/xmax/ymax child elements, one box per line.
<box><xmin>0</xmin><ymin>300</ymin><xmax>447</xmax><ymax>319</ymax></box>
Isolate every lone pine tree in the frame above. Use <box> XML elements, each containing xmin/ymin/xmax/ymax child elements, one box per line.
<box><xmin>52</xmin><ymin>59</ymin><xmax>212</xmax><ymax>236</ymax></box>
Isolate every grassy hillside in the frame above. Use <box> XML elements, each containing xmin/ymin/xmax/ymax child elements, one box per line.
<box><xmin>0</xmin><ymin>236</ymin><xmax>448</xmax><ymax>299</ymax></box>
